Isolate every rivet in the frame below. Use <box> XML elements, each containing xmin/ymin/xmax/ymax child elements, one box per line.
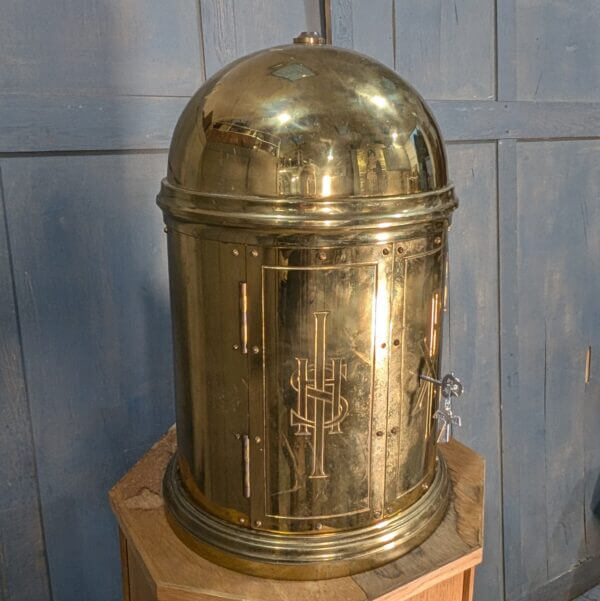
<box><xmin>255</xmin><ymin>520</ymin><xmax>262</xmax><ymax>527</ymax></box>
<box><xmin>232</xmin><ymin>343</ymin><xmax>240</xmax><ymax>350</ymax></box>
<box><xmin>318</xmin><ymin>251</ymin><xmax>327</xmax><ymax>261</ymax></box>
<box><xmin>373</xmin><ymin>510</ymin><xmax>382</xmax><ymax>519</ymax></box>
<box><xmin>434</xmin><ymin>236</ymin><xmax>442</xmax><ymax>246</ymax></box>
<box><xmin>234</xmin><ymin>433</ymin><xmax>241</xmax><ymax>440</ymax></box>
<box><xmin>393</xmin><ymin>339</ymin><xmax>400</xmax><ymax>347</ymax></box>
<box><xmin>390</xmin><ymin>427</ymin><xmax>398</xmax><ymax>435</ymax></box>
<box><xmin>422</xmin><ymin>483</ymin><xmax>429</xmax><ymax>491</ymax></box>
<box><xmin>381</xmin><ymin>342</ymin><xmax>387</xmax><ymax>349</ymax></box>
<box><xmin>397</xmin><ymin>246</ymin><xmax>404</xmax><ymax>254</ymax></box>
<box><xmin>382</xmin><ymin>247</ymin><xmax>389</xmax><ymax>256</ymax></box>
<box><xmin>250</xmin><ymin>249</ymin><xmax>259</xmax><ymax>257</ymax></box>
<box><xmin>232</xmin><ymin>248</ymin><xmax>240</xmax><ymax>256</ymax></box>
<box><xmin>252</xmin><ymin>345</ymin><xmax>260</xmax><ymax>354</ymax></box>
<box><xmin>315</xmin><ymin>522</ymin><xmax>323</xmax><ymax>530</ymax></box>
<box><xmin>255</xmin><ymin>436</ymin><xmax>261</xmax><ymax>444</ymax></box>
<box><xmin>239</xmin><ymin>517</ymin><xmax>246</xmax><ymax>524</ymax></box>
<box><xmin>376</xmin><ymin>430</ymin><xmax>384</xmax><ymax>437</ymax></box>
<box><xmin>163</xmin><ymin>226</ymin><xmax>168</xmax><ymax>233</ymax></box>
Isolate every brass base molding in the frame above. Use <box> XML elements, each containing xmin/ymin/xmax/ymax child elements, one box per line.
<box><xmin>163</xmin><ymin>453</ymin><xmax>451</xmax><ymax>580</ymax></box>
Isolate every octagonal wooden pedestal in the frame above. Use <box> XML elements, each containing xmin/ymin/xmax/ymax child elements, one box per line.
<box><xmin>109</xmin><ymin>429</ymin><xmax>484</xmax><ymax>601</ymax></box>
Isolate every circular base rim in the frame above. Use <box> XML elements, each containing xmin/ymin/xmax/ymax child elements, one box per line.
<box><xmin>163</xmin><ymin>453</ymin><xmax>451</xmax><ymax>580</ymax></box>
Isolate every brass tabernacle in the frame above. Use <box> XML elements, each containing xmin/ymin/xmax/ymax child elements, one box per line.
<box><xmin>158</xmin><ymin>32</ymin><xmax>460</xmax><ymax>579</ymax></box>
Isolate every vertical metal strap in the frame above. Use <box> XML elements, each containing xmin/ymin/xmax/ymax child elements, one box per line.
<box><xmin>239</xmin><ymin>282</ymin><xmax>248</xmax><ymax>354</ymax></box>
<box><xmin>242</xmin><ymin>434</ymin><xmax>251</xmax><ymax>498</ymax></box>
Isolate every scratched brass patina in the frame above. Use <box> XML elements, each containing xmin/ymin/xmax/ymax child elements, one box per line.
<box><xmin>158</xmin><ymin>32</ymin><xmax>458</xmax><ymax>579</ymax></box>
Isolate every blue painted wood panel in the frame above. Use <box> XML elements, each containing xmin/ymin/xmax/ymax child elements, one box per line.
<box><xmin>516</xmin><ymin>0</ymin><xmax>600</xmax><ymax>101</ymax></box>
<box><xmin>0</xmin><ymin>168</ymin><xmax>51</xmax><ymax>601</ymax></box>
<box><xmin>444</xmin><ymin>143</ymin><xmax>504</xmax><ymax>601</ymax></box>
<box><xmin>0</xmin><ymin>0</ymin><xmax>203</xmax><ymax>96</ymax></box>
<box><xmin>331</xmin><ymin>0</ymin><xmax>394</xmax><ymax>68</ymax></box>
<box><xmin>1</xmin><ymin>153</ymin><xmax>175</xmax><ymax>601</ymax></box>
<box><xmin>201</xmin><ymin>0</ymin><xmax>321</xmax><ymax>77</ymax></box>
<box><xmin>394</xmin><ymin>0</ymin><xmax>496</xmax><ymax>100</ymax></box>
<box><xmin>501</xmin><ymin>140</ymin><xmax>600</xmax><ymax>599</ymax></box>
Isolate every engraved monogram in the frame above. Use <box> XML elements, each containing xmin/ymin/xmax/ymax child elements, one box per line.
<box><xmin>290</xmin><ymin>311</ymin><xmax>349</xmax><ymax>479</ymax></box>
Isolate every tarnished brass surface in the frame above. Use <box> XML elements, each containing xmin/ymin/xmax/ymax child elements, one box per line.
<box><xmin>158</xmin><ymin>33</ymin><xmax>458</xmax><ymax>577</ymax></box>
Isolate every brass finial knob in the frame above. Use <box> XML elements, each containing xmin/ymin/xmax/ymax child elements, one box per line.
<box><xmin>293</xmin><ymin>31</ymin><xmax>325</xmax><ymax>45</ymax></box>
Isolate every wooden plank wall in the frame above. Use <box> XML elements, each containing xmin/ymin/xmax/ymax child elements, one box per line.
<box><xmin>0</xmin><ymin>1</ymin><xmax>598</xmax><ymax>601</ymax></box>
<box><xmin>0</xmin><ymin>1</ymin><xmax>205</xmax><ymax>600</ymax></box>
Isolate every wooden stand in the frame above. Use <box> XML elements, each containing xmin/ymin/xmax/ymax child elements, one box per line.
<box><xmin>110</xmin><ymin>429</ymin><xmax>484</xmax><ymax>601</ymax></box>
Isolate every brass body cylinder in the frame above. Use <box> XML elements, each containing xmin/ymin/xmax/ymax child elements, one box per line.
<box><xmin>158</xmin><ymin>33</ymin><xmax>458</xmax><ymax>579</ymax></box>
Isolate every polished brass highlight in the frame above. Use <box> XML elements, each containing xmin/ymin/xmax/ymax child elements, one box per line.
<box><xmin>158</xmin><ymin>32</ymin><xmax>459</xmax><ymax>579</ymax></box>
<box><xmin>239</xmin><ymin>282</ymin><xmax>248</xmax><ymax>355</ymax></box>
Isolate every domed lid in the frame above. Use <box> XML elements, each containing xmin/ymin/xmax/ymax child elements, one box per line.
<box><xmin>158</xmin><ymin>34</ymin><xmax>456</xmax><ymax>229</ymax></box>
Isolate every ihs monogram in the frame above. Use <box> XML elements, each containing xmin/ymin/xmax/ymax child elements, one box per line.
<box><xmin>290</xmin><ymin>311</ymin><xmax>349</xmax><ymax>479</ymax></box>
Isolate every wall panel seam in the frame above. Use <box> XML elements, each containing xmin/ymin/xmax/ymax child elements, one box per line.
<box><xmin>494</xmin><ymin>140</ymin><xmax>507</xmax><ymax>601</ymax></box>
<box><xmin>0</xmin><ymin>165</ymin><xmax>54</xmax><ymax>601</ymax></box>
<box><xmin>196</xmin><ymin>0</ymin><xmax>207</xmax><ymax>81</ymax></box>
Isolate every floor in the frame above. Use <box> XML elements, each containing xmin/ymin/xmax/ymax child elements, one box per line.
<box><xmin>575</xmin><ymin>586</ymin><xmax>600</xmax><ymax>601</ymax></box>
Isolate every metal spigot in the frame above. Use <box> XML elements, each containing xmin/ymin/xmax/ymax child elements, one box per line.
<box><xmin>419</xmin><ymin>373</ymin><xmax>463</xmax><ymax>443</ymax></box>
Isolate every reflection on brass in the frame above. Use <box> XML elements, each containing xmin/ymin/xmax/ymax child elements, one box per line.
<box><xmin>158</xmin><ymin>33</ymin><xmax>458</xmax><ymax>579</ymax></box>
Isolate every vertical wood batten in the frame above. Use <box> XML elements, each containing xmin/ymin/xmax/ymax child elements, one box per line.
<box><xmin>0</xmin><ymin>165</ymin><xmax>52</xmax><ymax>601</ymax></box>
<box><xmin>496</xmin><ymin>2</ymin><xmax>517</xmax><ymax>598</ymax></box>
<box><xmin>583</xmin><ymin>225</ymin><xmax>600</xmax><ymax>559</ymax></box>
<box><xmin>497</xmin><ymin>138</ymin><xmax>539</xmax><ymax>600</ymax></box>
<box><xmin>496</xmin><ymin>0</ymin><xmax>517</xmax><ymax>101</ymax></box>
<box><xmin>444</xmin><ymin>144</ymin><xmax>504</xmax><ymax>601</ymax></box>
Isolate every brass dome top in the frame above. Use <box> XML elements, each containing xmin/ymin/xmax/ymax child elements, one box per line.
<box><xmin>159</xmin><ymin>37</ymin><xmax>455</xmax><ymax>230</ymax></box>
